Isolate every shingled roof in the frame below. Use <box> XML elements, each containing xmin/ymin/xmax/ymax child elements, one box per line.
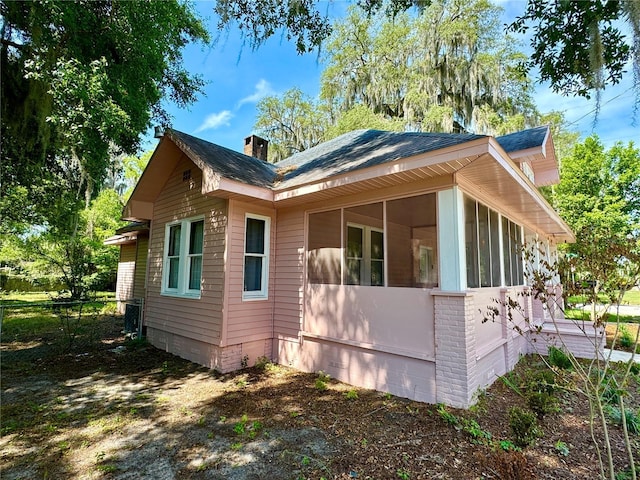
<box><xmin>168</xmin><ymin>130</ymin><xmax>277</xmax><ymax>188</ymax></box>
<box><xmin>273</xmin><ymin>129</ymin><xmax>485</xmax><ymax>188</ymax></box>
<box><xmin>494</xmin><ymin>125</ymin><xmax>549</xmax><ymax>153</ymax></box>
<box><xmin>166</xmin><ymin>126</ymin><xmax>550</xmax><ymax>191</ymax></box>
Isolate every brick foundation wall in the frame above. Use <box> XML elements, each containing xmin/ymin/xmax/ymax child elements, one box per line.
<box><xmin>433</xmin><ymin>291</ymin><xmax>478</xmax><ymax>408</ymax></box>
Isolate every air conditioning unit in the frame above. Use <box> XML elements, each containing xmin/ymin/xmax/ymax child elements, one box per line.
<box><xmin>124</xmin><ymin>303</ymin><xmax>140</xmax><ymax>334</ymax></box>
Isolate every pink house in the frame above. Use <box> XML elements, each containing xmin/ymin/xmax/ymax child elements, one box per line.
<box><xmin>116</xmin><ymin>126</ymin><xmax>585</xmax><ymax>408</ymax></box>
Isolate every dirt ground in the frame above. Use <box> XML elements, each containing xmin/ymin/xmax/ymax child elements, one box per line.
<box><xmin>1</xmin><ymin>315</ymin><xmax>639</xmax><ymax>480</ymax></box>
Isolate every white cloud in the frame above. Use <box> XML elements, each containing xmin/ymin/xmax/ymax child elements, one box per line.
<box><xmin>237</xmin><ymin>79</ymin><xmax>274</xmax><ymax>108</ymax></box>
<box><xmin>194</xmin><ymin>110</ymin><xmax>233</xmax><ymax>133</ymax></box>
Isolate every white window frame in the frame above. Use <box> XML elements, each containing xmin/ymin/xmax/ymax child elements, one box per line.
<box><xmin>161</xmin><ymin>216</ymin><xmax>204</xmax><ymax>299</ymax></box>
<box><xmin>345</xmin><ymin>222</ymin><xmax>385</xmax><ymax>286</ymax></box>
<box><xmin>242</xmin><ymin>213</ymin><xmax>270</xmax><ymax>301</ymax></box>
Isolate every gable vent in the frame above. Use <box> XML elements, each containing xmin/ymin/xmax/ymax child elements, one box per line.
<box><xmin>182</xmin><ymin>169</ymin><xmax>191</xmax><ymax>181</ymax></box>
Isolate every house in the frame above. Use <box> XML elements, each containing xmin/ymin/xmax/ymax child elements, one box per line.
<box><xmin>113</xmin><ymin>126</ymin><xmax>602</xmax><ymax>408</ymax></box>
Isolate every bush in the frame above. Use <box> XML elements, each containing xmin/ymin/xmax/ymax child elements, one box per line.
<box><xmin>548</xmin><ymin>346</ymin><xmax>572</xmax><ymax>370</ymax></box>
<box><xmin>521</xmin><ymin>369</ymin><xmax>559</xmax><ymax>420</ymax></box>
<box><xmin>509</xmin><ymin>407</ymin><xmax>541</xmax><ymax>448</ymax></box>
<box><xmin>527</xmin><ymin>392</ymin><xmax>557</xmax><ymax>420</ymax></box>
<box><xmin>619</xmin><ymin>325</ymin><xmax>634</xmax><ymax>350</ymax></box>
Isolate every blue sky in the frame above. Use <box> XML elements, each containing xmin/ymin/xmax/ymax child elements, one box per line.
<box><xmin>150</xmin><ymin>0</ymin><xmax>638</xmax><ymax>154</ymax></box>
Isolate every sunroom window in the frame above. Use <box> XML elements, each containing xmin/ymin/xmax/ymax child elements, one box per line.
<box><xmin>464</xmin><ymin>195</ymin><xmax>524</xmax><ymax>288</ymax></box>
<box><xmin>306</xmin><ymin>193</ymin><xmax>438</xmax><ymax>288</ymax></box>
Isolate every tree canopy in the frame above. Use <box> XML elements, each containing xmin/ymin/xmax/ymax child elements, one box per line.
<box><xmin>320</xmin><ymin>1</ymin><xmax>536</xmax><ymax>134</ymax></box>
<box><xmin>553</xmin><ymin>137</ymin><xmax>640</xmax><ymax>295</ymax></box>
<box><xmin>216</xmin><ymin>0</ymin><xmax>640</xmax><ymax>107</ymax></box>
<box><xmin>0</xmin><ymin>0</ymin><xmax>209</xmax><ymax>228</ymax></box>
<box><xmin>254</xmin><ymin>1</ymin><xmax>544</xmax><ymax>160</ymax></box>
<box><xmin>508</xmin><ymin>0</ymin><xmax>639</xmax><ymax>105</ymax></box>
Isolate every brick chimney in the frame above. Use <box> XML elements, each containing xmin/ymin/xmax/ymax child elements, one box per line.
<box><xmin>244</xmin><ymin>135</ymin><xmax>269</xmax><ymax>162</ymax></box>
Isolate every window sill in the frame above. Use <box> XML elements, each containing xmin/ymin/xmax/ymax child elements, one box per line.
<box><xmin>242</xmin><ymin>293</ymin><xmax>269</xmax><ymax>302</ymax></box>
<box><xmin>161</xmin><ymin>291</ymin><xmax>201</xmax><ymax>300</ymax></box>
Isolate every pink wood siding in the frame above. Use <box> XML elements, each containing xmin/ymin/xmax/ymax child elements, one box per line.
<box><xmin>224</xmin><ymin>199</ymin><xmax>276</xmax><ymax>346</ymax></box>
<box><xmin>116</xmin><ymin>244</ymin><xmax>136</xmax><ymax>313</ymax></box>
<box><xmin>273</xmin><ymin>206</ymin><xmax>305</xmax><ymax>339</ymax></box>
<box><xmin>474</xmin><ymin>287</ymin><xmax>507</xmax><ymax>352</ymax></box>
<box><xmin>133</xmin><ymin>235</ymin><xmax>148</xmax><ymax>299</ymax></box>
<box><xmin>145</xmin><ymin>155</ymin><xmax>227</xmax><ymax>345</ymax></box>
<box><xmin>295</xmin><ymin>338</ymin><xmax>436</xmax><ymax>404</ymax></box>
<box><xmin>305</xmin><ymin>284</ymin><xmax>436</xmax><ymax>360</ymax></box>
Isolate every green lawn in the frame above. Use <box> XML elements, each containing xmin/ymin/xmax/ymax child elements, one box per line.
<box><xmin>567</xmin><ymin>289</ymin><xmax>640</xmax><ymax>307</ymax></box>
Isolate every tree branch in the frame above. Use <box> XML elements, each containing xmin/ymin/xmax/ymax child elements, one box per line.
<box><xmin>1</xmin><ymin>38</ymin><xmax>23</xmax><ymax>49</ymax></box>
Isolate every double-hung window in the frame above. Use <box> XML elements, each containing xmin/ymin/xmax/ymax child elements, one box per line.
<box><xmin>162</xmin><ymin>217</ymin><xmax>204</xmax><ymax>297</ymax></box>
<box><xmin>243</xmin><ymin>214</ymin><xmax>270</xmax><ymax>300</ymax></box>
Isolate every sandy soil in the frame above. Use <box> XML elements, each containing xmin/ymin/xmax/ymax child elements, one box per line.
<box><xmin>1</xmin><ymin>316</ymin><xmax>638</xmax><ymax>479</ymax></box>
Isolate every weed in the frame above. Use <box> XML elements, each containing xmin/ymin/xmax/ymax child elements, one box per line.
<box><xmin>315</xmin><ymin>371</ymin><xmax>331</xmax><ymax>390</ymax></box>
<box><xmin>129</xmin><ymin>407</ymin><xmax>138</xmax><ymax>415</ymax></box>
<box><xmin>384</xmin><ymin>392</ymin><xmax>393</xmax><ymax>400</ymax></box>
<box><xmin>207</xmin><ymin>432</ymin><xmax>215</xmax><ymax>439</ymax></box>
<box><xmin>470</xmin><ymin>389</ymin><xmax>488</xmax><ymax>415</ymax></box>
<box><xmin>230</xmin><ymin>442</ymin><xmax>243</xmax><ymax>450</ymax></box>
<box><xmin>219</xmin><ymin>415</ymin><xmax>227</xmax><ymax>423</ymax></box>
<box><xmin>509</xmin><ymin>407</ymin><xmax>541</xmax><ymax>448</ymax></box>
<box><xmin>315</xmin><ymin>378</ymin><xmax>328</xmax><ymax>391</ymax></box>
<box><xmin>345</xmin><ymin>389</ymin><xmax>358</xmax><ymax>400</ymax></box>
<box><xmin>289</xmin><ymin>411</ymin><xmax>301</xmax><ymax>418</ymax></box>
<box><xmin>233</xmin><ymin>416</ymin><xmax>247</xmax><ymax>435</ymax></box>
<box><xmin>465</xmin><ymin>418</ymin><xmax>492</xmax><ymax>443</ymax></box>
<box><xmin>554</xmin><ymin>440</ymin><xmax>570</xmax><ymax>456</ymax></box>
<box><xmin>198</xmin><ymin>416</ymin><xmax>206</xmax><ymax>426</ymax></box>
<box><xmin>436</xmin><ymin>404</ymin><xmax>459</xmax><ymax>426</ymax></box>
<box><xmin>95</xmin><ymin>464</ymin><xmax>117</xmax><ymax>472</ymax></box>
<box><xmin>436</xmin><ymin>404</ymin><xmax>492</xmax><ymax>444</ymax></box>
<box><xmin>548</xmin><ymin>346</ymin><xmax>572</xmax><ymax>370</ymax></box>
<box><xmin>616</xmin><ymin>468</ymin><xmax>635</xmax><ymax>480</ymax></box>
<box><xmin>161</xmin><ymin>361</ymin><xmax>169</xmax><ymax>374</ymax></box>
<box><xmin>406</xmin><ymin>404</ymin><xmax>419</xmax><ymax>415</ymax></box>
<box><xmin>498</xmin><ymin>440</ymin><xmax>521</xmax><ymax>452</ymax></box>
<box><xmin>248</xmin><ymin>420</ymin><xmax>263</xmax><ymax>439</ymax></box>
<box><xmin>501</xmin><ymin>371</ymin><xmax>524</xmax><ymax>397</ymax></box>
<box><xmin>233</xmin><ymin>414</ymin><xmax>263</xmax><ymax>439</ymax></box>
<box><xmin>240</xmin><ymin>355</ymin><xmax>249</xmax><ymax>369</ymax></box>
<box><xmin>361</xmin><ymin>438</ymin><xmax>368</xmax><ymax>448</ymax></box>
<box><xmin>397</xmin><ymin>468</ymin><xmax>410</xmax><ymax>479</ymax></box>
<box><xmin>301</xmin><ymin>455</ymin><xmax>311</xmax><ymax>466</ymax></box>
<box><xmin>236</xmin><ymin>379</ymin><xmax>248</xmax><ymax>388</ymax></box>
<box><xmin>254</xmin><ymin>355</ymin><xmax>271</xmax><ymax>371</ymax></box>
<box><xmin>605</xmin><ymin>405</ymin><xmax>640</xmax><ymax>434</ymax></box>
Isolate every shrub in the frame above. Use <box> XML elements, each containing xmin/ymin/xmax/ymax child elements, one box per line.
<box><xmin>527</xmin><ymin>392</ymin><xmax>557</xmax><ymax>420</ymax></box>
<box><xmin>619</xmin><ymin>325</ymin><xmax>634</xmax><ymax>350</ymax></box>
<box><xmin>548</xmin><ymin>346</ymin><xmax>572</xmax><ymax>370</ymax></box>
<box><xmin>509</xmin><ymin>407</ymin><xmax>541</xmax><ymax>448</ymax></box>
